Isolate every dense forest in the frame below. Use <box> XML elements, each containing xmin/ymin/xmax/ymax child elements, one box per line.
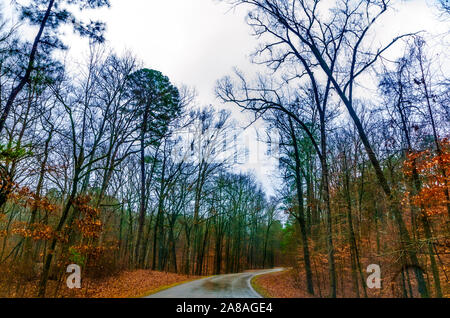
<box><xmin>0</xmin><ymin>0</ymin><xmax>448</xmax><ymax>298</ymax></box>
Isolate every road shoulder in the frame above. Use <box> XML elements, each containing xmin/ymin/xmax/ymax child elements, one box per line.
<box><xmin>138</xmin><ymin>276</ymin><xmax>206</xmax><ymax>298</ymax></box>
<box><xmin>249</xmin><ymin>268</ymin><xmax>286</xmax><ymax>298</ymax></box>
<box><xmin>251</xmin><ymin>268</ymin><xmax>307</xmax><ymax>298</ymax></box>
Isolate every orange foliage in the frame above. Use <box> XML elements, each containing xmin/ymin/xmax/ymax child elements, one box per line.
<box><xmin>73</xmin><ymin>195</ymin><xmax>102</xmax><ymax>239</ymax></box>
<box><xmin>7</xmin><ymin>185</ymin><xmax>59</xmax><ymax>215</ymax></box>
<box><xmin>403</xmin><ymin>139</ymin><xmax>450</xmax><ymax>217</ymax></box>
<box><xmin>70</xmin><ymin>244</ymin><xmax>117</xmax><ymax>260</ymax></box>
<box><xmin>252</xmin><ymin>270</ymin><xmax>314</xmax><ymax>298</ymax></box>
<box><xmin>11</xmin><ymin>222</ymin><xmax>54</xmax><ymax>241</ymax></box>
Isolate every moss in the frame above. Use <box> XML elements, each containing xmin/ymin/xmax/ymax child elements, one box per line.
<box><xmin>135</xmin><ymin>276</ymin><xmax>212</xmax><ymax>298</ymax></box>
<box><xmin>250</xmin><ymin>275</ymin><xmax>272</xmax><ymax>298</ymax></box>
<box><xmin>251</xmin><ymin>269</ymin><xmax>289</xmax><ymax>298</ymax></box>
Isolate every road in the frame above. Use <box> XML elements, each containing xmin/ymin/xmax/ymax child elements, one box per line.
<box><xmin>146</xmin><ymin>268</ymin><xmax>283</xmax><ymax>298</ymax></box>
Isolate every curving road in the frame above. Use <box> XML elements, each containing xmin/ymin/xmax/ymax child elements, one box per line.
<box><xmin>146</xmin><ymin>268</ymin><xmax>283</xmax><ymax>298</ymax></box>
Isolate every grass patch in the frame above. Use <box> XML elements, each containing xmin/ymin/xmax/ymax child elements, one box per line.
<box><xmin>137</xmin><ymin>275</ymin><xmax>215</xmax><ymax>298</ymax></box>
<box><xmin>250</xmin><ymin>269</ymin><xmax>289</xmax><ymax>298</ymax></box>
<box><xmin>251</xmin><ymin>275</ymin><xmax>272</xmax><ymax>298</ymax></box>
<box><xmin>136</xmin><ymin>277</ymin><xmax>202</xmax><ymax>298</ymax></box>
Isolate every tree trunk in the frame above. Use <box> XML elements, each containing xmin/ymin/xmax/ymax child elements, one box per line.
<box><xmin>289</xmin><ymin>118</ymin><xmax>315</xmax><ymax>295</ymax></box>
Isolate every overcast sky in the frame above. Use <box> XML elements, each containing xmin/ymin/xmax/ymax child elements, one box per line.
<box><xmin>92</xmin><ymin>0</ymin><xmax>259</xmax><ymax>106</ymax></box>
<box><xmin>3</xmin><ymin>0</ymin><xmax>449</xmax><ymax>197</ymax></box>
<box><xmin>86</xmin><ymin>0</ymin><xmax>449</xmax><ymax>105</ymax></box>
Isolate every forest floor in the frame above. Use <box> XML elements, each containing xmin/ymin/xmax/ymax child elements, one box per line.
<box><xmin>0</xmin><ymin>268</ymin><xmax>201</xmax><ymax>298</ymax></box>
<box><xmin>252</xmin><ymin>266</ymin><xmax>450</xmax><ymax>298</ymax></box>
<box><xmin>251</xmin><ymin>268</ymin><xmax>314</xmax><ymax>298</ymax></box>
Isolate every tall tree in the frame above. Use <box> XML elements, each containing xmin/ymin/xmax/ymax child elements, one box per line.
<box><xmin>0</xmin><ymin>0</ymin><xmax>110</xmax><ymax>134</ymax></box>
<box><xmin>125</xmin><ymin>68</ymin><xmax>181</xmax><ymax>267</ymax></box>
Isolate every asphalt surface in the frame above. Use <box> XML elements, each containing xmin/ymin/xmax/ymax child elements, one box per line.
<box><xmin>146</xmin><ymin>268</ymin><xmax>283</xmax><ymax>298</ymax></box>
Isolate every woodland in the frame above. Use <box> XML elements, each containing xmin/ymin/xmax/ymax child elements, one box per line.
<box><xmin>0</xmin><ymin>0</ymin><xmax>448</xmax><ymax>298</ymax></box>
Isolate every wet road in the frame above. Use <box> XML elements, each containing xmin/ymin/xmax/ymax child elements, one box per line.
<box><xmin>146</xmin><ymin>268</ymin><xmax>283</xmax><ymax>298</ymax></box>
